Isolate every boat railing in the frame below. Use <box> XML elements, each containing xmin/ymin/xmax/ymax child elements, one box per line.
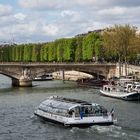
<box><xmin>38</xmin><ymin>107</ymin><xmax>108</xmax><ymax>118</ymax></box>
<box><xmin>81</xmin><ymin>113</ymin><xmax>108</xmax><ymax>117</ymax></box>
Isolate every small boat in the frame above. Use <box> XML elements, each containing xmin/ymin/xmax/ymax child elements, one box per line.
<box><xmin>100</xmin><ymin>84</ymin><xmax>140</xmax><ymax>101</ymax></box>
<box><xmin>34</xmin><ymin>96</ymin><xmax>115</xmax><ymax>127</ymax></box>
<box><xmin>77</xmin><ymin>78</ymin><xmax>109</xmax><ymax>88</ymax></box>
<box><xmin>116</xmin><ymin>75</ymin><xmax>139</xmax><ymax>87</ymax></box>
<box><xmin>34</xmin><ymin>73</ymin><xmax>53</xmax><ymax>81</ymax></box>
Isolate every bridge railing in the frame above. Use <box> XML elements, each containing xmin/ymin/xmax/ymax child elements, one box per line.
<box><xmin>0</xmin><ymin>62</ymin><xmax>117</xmax><ymax>66</ymax></box>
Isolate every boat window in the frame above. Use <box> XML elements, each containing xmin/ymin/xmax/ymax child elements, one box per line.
<box><xmin>113</xmin><ymin>87</ymin><xmax>116</xmax><ymax>90</ymax></box>
<box><xmin>85</xmin><ymin>108</ymin><xmax>88</xmax><ymax>114</ymax></box>
<box><xmin>38</xmin><ymin>102</ymin><xmax>68</xmax><ymax>116</ymax></box>
<box><xmin>92</xmin><ymin>105</ymin><xmax>107</xmax><ymax>116</ymax></box>
<box><xmin>128</xmin><ymin>85</ymin><xmax>132</xmax><ymax>88</ymax></box>
<box><xmin>42</xmin><ymin>99</ymin><xmax>75</xmax><ymax>110</ymax></box>
<box><xmin>136</xmin><ymin>86</ymin><xmax>140</xmax><ymax>90</ymax></box>
<box><xmin>75</xmin><ymin>107</ymin><xmax>80</xmax><ymax>117</ymax></box>
<box><xmin>68</xmin><ymin>110</ymin><xmax>74</xmax><ymax>116</ymax></box>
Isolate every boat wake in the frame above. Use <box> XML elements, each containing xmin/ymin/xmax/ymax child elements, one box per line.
<box><xmin>70</xmin><ymin>125</ymin><xmax>122</xmax><ymax>133</ymax></box>
<box><xmin>91</xmin><ymin>125</ymin><xmax>126</xmax><ymax>138</ymax></box>
<box><xmin>70</xmin><ymin>125</ymin><xmax>140</xmax><ymax>139</ymax></box>
<box><xmin>70</xmin><ymin>127</ymin><xmax>91</xmax><ymax>133</ymax></box>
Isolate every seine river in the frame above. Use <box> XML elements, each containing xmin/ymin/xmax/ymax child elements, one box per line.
<box><xmin>0</xmin><ymin>74</ymin><xmax>140</xmax><ymax>140</ymax></box>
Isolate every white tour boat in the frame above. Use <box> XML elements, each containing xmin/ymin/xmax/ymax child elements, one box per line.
<box><xmin>34</xmin><ymin>96</ymin><xmax>115</xmax><ymax>127</ymax></box>
<box><xmin>100</xmin><ymin>83</ymin><xmax>140</xmax><ymax>101</ymax></box>
<box><xmin>34</xmin><ymin>73</ymin><xmax>53</xmax><ymax>81</ymax></box>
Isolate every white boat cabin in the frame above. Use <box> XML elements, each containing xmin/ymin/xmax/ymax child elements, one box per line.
<box><xmin>38</xmin><ymin>96</ymin><xmax>108</xmax><ymax>118</ymax></box>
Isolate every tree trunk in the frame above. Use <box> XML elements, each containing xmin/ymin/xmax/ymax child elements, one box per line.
<box><xmin>124</xmin><ymin>56</ymin><xmax>127</xmax><ymax>76</ymax></box>
<box><xmin>119</xmin><ymin>55</ymin><xmax>121</xmax><ymax>77</ymax></box>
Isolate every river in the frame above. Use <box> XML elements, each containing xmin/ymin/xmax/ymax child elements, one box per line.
<box><xmin>0</xmin><ymin>74</ymin><xmax>140</xmax><ymax>140</ymax></box>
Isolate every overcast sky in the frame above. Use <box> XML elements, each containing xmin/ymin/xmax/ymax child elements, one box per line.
<box><xmin>0</xmin><ymin>0</ymin><xmax>140</xmax><ymax>43</ymax></box>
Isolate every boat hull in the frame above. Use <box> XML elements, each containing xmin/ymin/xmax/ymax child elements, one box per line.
<box><xmin>35</xmin><ymin>113</ymin><xmax>113</xmax><ymax>127</ymax></box>
<box><xmin>33</xmin><ymin>78</ymin><xmax>53</xmax><ymax>81</ymax></box>
<box><xmin>34</xmin><ymin>109</ymin><xmax>113</xmax><ymax>127</ymax></box>
<box><xmin>77</xmin><ymin>79</ymin><xmax>108</xmax><ymax>88</ymax></box>
<box><xmin>100</xmin><ymin>90</ymin><xmax>140</xmax><ymax>101</ymax></box>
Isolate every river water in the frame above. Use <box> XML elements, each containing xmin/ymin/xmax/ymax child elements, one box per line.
<box><xmin>0</xmin><ymin>74</ymin><xmax>140</xmax><ymax>140</ymax></box>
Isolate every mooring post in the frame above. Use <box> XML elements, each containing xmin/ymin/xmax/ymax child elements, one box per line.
<box><xmin>62</xmin><ymin>70</ymin><xmax>65</xmax><ymax>83</ymax></box>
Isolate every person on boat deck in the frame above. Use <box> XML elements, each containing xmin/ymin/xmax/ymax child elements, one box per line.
<box><xmin>80</xmin><ymin>111</ymin><xmax>84</xmax><ymax>119</ymax></box>
<box><xmin>80</xmin><ymin>107</ymin><xmax>85</xmax><ymax>119</ymax></box>
<box><xmin>68</xmin><ymin>110</ymin><xmax>74</xmax><ymax>117</ymax></box>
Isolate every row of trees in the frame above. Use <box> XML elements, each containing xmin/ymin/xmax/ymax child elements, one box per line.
<box><xmin>0</xmin><ymin>24</ymin><xmax>140</xmax><ymax>64</ymax></box>
<box><xmin>0</xmin><ymin>33</ymin><xmax>102</xmax><ymax>62</ymax></box>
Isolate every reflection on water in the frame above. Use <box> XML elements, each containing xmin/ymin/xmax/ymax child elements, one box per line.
<box><xmin>0</xmin><ymin>74</ymin><xmax>140</xmax><ymax>140</ymax></box>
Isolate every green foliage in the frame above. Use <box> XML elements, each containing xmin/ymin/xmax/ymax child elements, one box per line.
<box><xmin>43</xmin><ymin>44</ymin><xmax>48</xmax><ymax>61</ymax></box>
<box><xmin>82</xmin><ymin>32</ymin><xmax>101</xmax><ymax>61</ymax></box>
<box><xmin>63</xmin><ymin>38</ymin><xmax>75</xmax><ymax>62</ymax></box>
<box><xmin>40</xmin><ymin>46</ymin><xmax>44</xmax><ymax>62</ymax></box>
<box><xmin>19</xmin><ymin>45</ymin><xmax>24</xmax><ymax>62</ymax></box>
<box><xmin>48</xmin><ymin>42</ymin><xmax>57</xmax><ymax>62</ymax></box>
<box><xmin>56</xmin><ymin>39</ymin><xmax>63</xmax><ymax>62</ymax></box>
<box><xmin>102</xmin><ymin>24</ymin><xmax>138</xmax><ymax>62</ymax></box>
<box><xmin>0</xmin><ymin>24</ymin><xmax>139</xmax><ymax>64</ymax></box>
<box><xmin>75</xmin><ymin>37</ymin><xmax>83</xmax><ymax>62</ymax></box>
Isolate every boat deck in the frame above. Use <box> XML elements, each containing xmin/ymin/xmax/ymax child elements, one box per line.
<box><xmin>51</xmin><ymin>96</ymin><xmax>91</xmax><ymax>105</ymax></box>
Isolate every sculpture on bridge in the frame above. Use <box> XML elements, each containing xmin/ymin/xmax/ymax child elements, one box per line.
<box><xmin>20</xmin><ymin>67</ymin><xmax>31</xmax><ymax>80</ymax></box>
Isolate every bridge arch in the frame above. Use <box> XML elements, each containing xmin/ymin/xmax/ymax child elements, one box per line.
<box><xmin>32</xmin><ymin>68</ymin><xmax>106</xmax><ymax>80</ymax></box>
<box><xmin>0</xmin><ymin>72</ymin><xmax>18</xmax><ymax>79</ymax></box>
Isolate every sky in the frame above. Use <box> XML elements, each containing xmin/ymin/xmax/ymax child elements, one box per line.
<box><xmin>0</xmin><ymin>0</ymin><xmax>140</xmax><ymax>43</ymax></box>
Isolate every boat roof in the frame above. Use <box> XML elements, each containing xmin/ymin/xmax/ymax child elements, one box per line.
<box><xmin>41</xmin><ymin>96</ymin><xmax>98</xmax><ymax>110</ymax></box>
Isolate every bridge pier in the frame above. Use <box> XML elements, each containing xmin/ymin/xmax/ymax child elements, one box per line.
<box><xmin>12</xmin><ymin>78</ymin><xmax>32</xmax><ymax>87</ymax></box>
<box><xmin>11</xmin><ymin>67</ymin><xmax>32</xmax><ymax>87</ymax></box>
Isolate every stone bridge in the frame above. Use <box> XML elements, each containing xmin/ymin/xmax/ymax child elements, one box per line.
<box><xmin>0</xmin><ymin>62</ymin><xmax>116</xmax><ymax>87</ymax></box>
